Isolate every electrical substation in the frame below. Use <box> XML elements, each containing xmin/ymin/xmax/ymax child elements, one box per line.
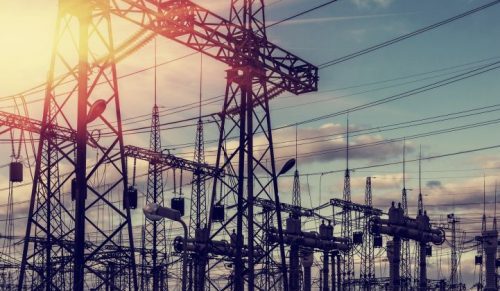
<box><xmin>0</xmin><ymin>0</ymin><xmax>499</xmax><ymax>290</ymax></box>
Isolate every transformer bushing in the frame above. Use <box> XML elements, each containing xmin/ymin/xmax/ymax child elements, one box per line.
<box><xmin>482</xmin><ymin>230</ymin><xmax>498</xmax><ymax>291</ymax></box>
<box><xmin>371</xmin><ymin>202</ymin><xmax>445</xmax><ymax>291</ymax></box>
<box><xmin>300</xmin><ymin>249</ymin><xmax>313</xmax><ymax>291</ymax></box>
<box><xmin>269</xmin><ymin>219</ymin><xmax>349</xmax><ymax>291</ymax></box>
<box><xmin>288</xmin><ymin>217</ymin><xmax>301</xmax><ymax>291</ymax></box>
<box><xmin>386</xmin><ymin>239</ymin><xmax>401</xmax><ymax>291</ymax></box>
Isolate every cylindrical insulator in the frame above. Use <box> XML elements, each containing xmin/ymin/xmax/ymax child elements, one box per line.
<box><xmin>9</xmin><ymin>162</ymin><xmax>23</xmax><ymax>182</ymax></box>
<box><xmin>483</xmin><ymin>230</ymin><xmax>498</xmax><ymax>291</ymax></box>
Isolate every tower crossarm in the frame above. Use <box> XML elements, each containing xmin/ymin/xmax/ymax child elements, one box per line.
<box><xmin>109</xmin><ymin>0</ymin><xmax>318</xmax><ymax>95</ymax></box>
<box><xmin>254</xmin><ymin>198</ymin><xmax>329</xmax><ymax>221</ymax></box>
<box><xmin>0</xmin><ymin>111</ymin><xmax>77</xmax><ymax>143</ymax></box>
<box><xmin>123</xmin><ymin>145</ymin><xmax>222</xmax><ymax>177</ymax></box>
<box><xmin>328</xmin><ymin>198</ymin><xmax>383</xmax><ymax>216</ymax></box>
<box><xmin>0</xmin><ymin>111</ymin><xmax>222</xmax><ymax>180</ymax></box>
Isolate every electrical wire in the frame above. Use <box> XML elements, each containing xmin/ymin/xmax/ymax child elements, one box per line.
<box><xmin>266</xmin><ymin>0</ymin><xmax>339</xmax><ymax>28</ymax></box>
<box><xmin>317</xmin><ymin>0</ymin><xmax>500</xmax><ymax>69</ymax></box>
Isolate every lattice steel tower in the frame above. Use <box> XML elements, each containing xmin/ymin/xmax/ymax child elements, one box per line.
<box><xmin>360</xmin><ymin>177</ymin><xmax>375</xmax><ymax>290</ymax></box>
<box><xmin>414</xmin><ymin>146</ymin><xmax>425</xmax><ymax>288</ymax></box>
<box><xmin>189</xmin><ymin>54</ymin><xmax>208</xmax><ymax>234</ymax></box>
<box><xmin>141</xmin><ymin>38</ymin><xmax>168</xmax><ymax>291</ymax></box>
<box><xmin>478</xmin><ymin>177</ymin><xmax>487</xmax><ymax>290</ymax></box>
<box><xmin>341</xmin><ymin>118</ymin><xmax>354</xmax><ymax>290</ymax></box>
<box><xmin>292</xmin><ymin>126</ymin><xmax>301</xmax><ymax>210</ymax></box>
<box><xmin>400</xmin><ymin>140</ymin><xmax>412</xmax><ymax>290</ymax></box>
<box><xmin>19</xmin><ymin>1</ymin><xmax>137</xmax><ymax>290</ymax></box>
<box><xmin>206</xmin><ymin>1</ymin><xmax>318</xmax><ymax>290</ymax></box>
<box><xmin>448</xmin><ymin>213</ymin><xmax>459</xmax><ymax>290</ymax></box>
<box><xmin>188</xmin><ymin>54</ymin><xmax>209</xmax><ymax>291</ymax></box>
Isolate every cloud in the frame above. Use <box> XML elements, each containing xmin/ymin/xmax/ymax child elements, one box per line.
<box><xmin>351</xmin><ymin>173</ymin><xmax>403</xmax><ymax>190</ymax></box>
<box><xmin>426</xmin><ymin>180</ymin><xmax>442</xmax><ymax>188</ymax></box>
<box><xmin>351</xmin><ymin>0</ymin><xmax>394</xmax><ymax>8</ymax></box>
<box><xmin>271</xmin><ymin>122</ymin><xmax>413</xmax><ymax>166</ymax></box>
<box><xmin>471</xmin><ymin>154</ymin><xmax>500</xmax><ymax>170</ymax></box>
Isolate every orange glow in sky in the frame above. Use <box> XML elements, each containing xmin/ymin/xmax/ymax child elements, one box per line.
<box><xmin>0</xmin><ymin>2</ymin><xmax>58</xmax><ymax>96</ymax></box>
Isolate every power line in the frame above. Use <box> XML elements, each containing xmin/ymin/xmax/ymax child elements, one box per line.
<box><xmin>266</xmin><ymin>0</ymin><xmax>339</xmax><ymax>28</ymax></box>
<box><xmin>309</xmin><ymin>143</ymin><xmax>500</xmax><ymax>176</ymax></box>
<box><xmin>278</xmin><ymin>60</ymin><xmax>500</xmax><ymax>129</ymax></box>
<box><xmin>101</xmin><ymin>55</ymin><xmax>500</xmax><ymax>135</ymax></box>
<box><xmin>102</xmin><ymin>59</ymin><xmax>500</xmax><ymax>142</ymax></box>
<box><xmin>317</xmin><ymin>0</ymin><xmax>500</xmax><ymax>68</ymax></box>
<box><xmin>173</xmin><ymin>102</ymin><xmax>500</xmax><ymax>155</ymax></box>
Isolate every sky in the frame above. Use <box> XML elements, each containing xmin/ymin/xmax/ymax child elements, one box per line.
<box><xmin>1</xmin><ymin>0</ymin><xmax>500</xmax><ymax>288</ymax></box>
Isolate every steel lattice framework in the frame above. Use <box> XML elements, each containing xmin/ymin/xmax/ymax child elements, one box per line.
<box><xmin>19</xmin><ymin>1</ymin><xmax>138</xmax><ymax>290</ymax></box>
<box><xmin>341</xmin><ymin>121</ymin><xmax>354</xmax><ymax>290</ymax></box>
<box><xmin>292</xmin><ymin>170</ymin><xmax>301</xmax><ymax>211</ymax></box>
<box><xmin>341</xmin><ymin>168</ymin><xmax>354</xmax><ymax>290</ymax></box>
<box><xmin>13</xmin><ymin>0</ymin><xmax>317</xmax><ymax>290</ymax></box>
<box><xmin>448</xmin><ymin>214</ymin><xmax>460</xmax><ymax>290</ymax></box>
<box><xmin>206</xmin><ymin>1</ymin><xmax>290</xmax><ymax>288</ymax></box>
<box><xmin>401</xmin><ymin>143</ymin><xmax>411</xmax><ymax>290</ymax></box>
<box><xmin>360</xmin><ymin>177</ymin><xmax>376</xmax><ymax>291</ymax></box>
<box><xmin>141</xmin><ymin>104</ymin><xmax>168</xmax><ymax>291</ymax></box>
<box><xmin>189</xmin><ymin>119</ymin><xmax>207</xmax><ymax>235</ymax></box>
<box><xmin>107</xmin><ymin>0</ymin><xmax>317</xmax><ymax>95</ymax></box>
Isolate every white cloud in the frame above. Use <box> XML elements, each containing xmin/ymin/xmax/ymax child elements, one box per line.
<box><xmin>352</xmin><ymin>0</ymin><xmax>394</xmax><ymax>8</ymax></box>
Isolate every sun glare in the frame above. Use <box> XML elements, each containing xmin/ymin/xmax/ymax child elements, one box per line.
<box><xmin>0</xmin><ymin>2</ymin><xmax>56</xmax><ymax>96</ymax></box>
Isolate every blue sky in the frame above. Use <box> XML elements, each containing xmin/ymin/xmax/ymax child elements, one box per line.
<box><xmin>0</xmin><ymin>0</ymin><xmax>499</xmax><ymax>288</ymax></box>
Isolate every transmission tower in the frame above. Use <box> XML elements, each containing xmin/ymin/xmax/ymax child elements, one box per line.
<box><xmin>494</xmin><ymin>183</ymin><xmax>497</xmax><ymax>231</ymax></box>
<box><xmin>400</xmin><ymin>140</ymin><xmax>412</xmax><ymax>290</ymax></box>
<box><xmin>341</xmin><ymin>118</ymin><xmax>354</xmax><ymax>290</ymax></box>
<box><xmin>205</xmin><ymin>1</ymin><xmax>318</xmax><ymax>290</ymax></box>
<box><xmin>187</xmin><ymin>54</ymin><xmax>209</xmax><ymax>291</ymax></box>
<box><xmin>141</xmin><ymin>38</ymin><xmax>168</xmax><ymax>291</ymax></box>
<box><xmin>417</xmin><ymin>146</ymin><xmax>424</xmax><ymax>213</ymax></box>
<box><xmin>292</xmin><ymin>125</ymin><xmax>301</xmax><ymax>210</ymax></box>
<box><xmin>478</xmin><ymin>176</ymin><xmax>487</xmax><ymax>290</ymax></box>
<box><xmin>10</xmin><ymin>0</ymin><xmax>317</xmax><ymax>290</ymax></box>
<box><xmin>413</xmin><ymin>146</ymin><xmax>424</xmax><ymax>288</ymax></box>
<box><xmin>360</xmin><ymin>177</ymin><xmax>375</xmax><ymax>290</ymax></box>
<box><xmin>448</xmin><ymin>213</ymin><xmax>459</xmax><ymax>290</ymax></box>
<box><xmin>19</xmin><ymin>2</ymin><xmax>137</xmax><ymax>290</ymax></box>
<box><xmin>189</xmin><ymin>54</ymin><xmax>208</xmax><ymax>234</ymax></box>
